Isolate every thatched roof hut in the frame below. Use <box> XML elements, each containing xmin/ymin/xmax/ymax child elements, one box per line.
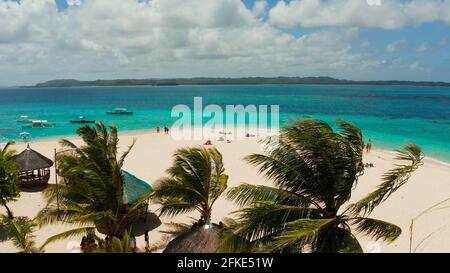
<box><xmin>163</xmin><ymin>224</ymin><xmax>221</xmax><ymax>253</ymax></box>
<box><xmin>13</xmin><ymin>144</ymin><xmax>53</xmax><ymax>189</ymax></box>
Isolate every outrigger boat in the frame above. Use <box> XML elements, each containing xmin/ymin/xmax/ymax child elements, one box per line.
<box><xmin>16</xmin><ymin>115</ymin><xmax>32</xmax><ymax>123</ymax></box>
<box><xmin>106</xmin><ymin>108</ymin><xmax>133</xmax><ymax>115</ymax></box>
<box><xmin>22</xmin><ymin>120</ymin><xmax>54</xmax><ymax>129</ymax></box>
<box><xmin>70</xmin><ymin>116</ymin><xmax>95</xmax><ymax>124</ymax></box>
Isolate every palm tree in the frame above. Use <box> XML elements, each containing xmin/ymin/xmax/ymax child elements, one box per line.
<box><xmin>36</xmin><ymin>122</ymin><xmax>152</xmax><ymax>250</ymax></box>
<box><xmin>0</xmin><ymin>141</ymin><xmax>16</xmax><ymax>160</ymax></box>
<box><xmin>223</xmin><ymin>118</ymin><xmax>423</xmax><ymax>253</ymax></box>
<box><xmin>0</xmin><ymin>141</ymin><xmax>19</xmax><ymax>219</ymax></box>
<box><xmin>154</xmin><ymin>146</ymin><xmax>228</xmax><ymax>225</ymax></box>
<box><xmin>1</xmin><ymin>216</ymin><xmax>38</xmax><ymax>253</ymax></box>
<box><xmin>109</xmin><ymin>229</ymin><xmax>134</xmax><ymax>253</ymax></box>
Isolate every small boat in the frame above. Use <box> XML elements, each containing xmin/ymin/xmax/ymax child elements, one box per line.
<box><xmin>106</xmin><ymin>108</ymin><xmax>133</xmax><ymax>115</ymax></box>
<box><xmin>70</xmin><ymin>116</ymin><xmax>95</xmax><ymax>124</ymax></box>
<box><xmin>16</xmin><ymin>115</ymin><xmax>32</xmax><ymax>123</ymax></box>
<box><xmin>22</xmin><ymin>120</ymin><xmax>54</xmax><ymax>129</ymax></box>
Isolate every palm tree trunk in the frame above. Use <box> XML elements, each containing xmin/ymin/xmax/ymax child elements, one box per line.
<box><xmin>1</xmin><ymin>201</ymin><xmax>14</xmax><ymax>219</ymax></box>
<box><xmin>201</xmin><ymin>207</ymin><xmax>212</xmax><ymax>226</ymax></box>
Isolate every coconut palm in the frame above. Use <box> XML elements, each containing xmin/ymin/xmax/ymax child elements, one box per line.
<box><xmin>223</xmin><ymin>118</ymin><xmax>423</xmax><ymax>253</ymax></box>
<box><xmin>0</xmin><ymin>141</ymin><xmax>19</xmax><ymax>219</ymax></box>
<box><xmin>154</xmin><ymin>146</ymin><xmax>228</xmax><ymax>225</ymax></box>
<box><xmin>1</xmin><ymin>216</ymin><xmax>38</xmax><ymax>253</ymax></box>
<box><xmin>109</xmin><ymin>229</ymin><xmax>134</xmax><ymax>253</ymax></box>
<box><xmin>0</xmin><ymin>141</ymin><xmax>16</xmax><ymax>160</ymax></box>
<box><xmin>36</xmin><ymin>122</ymin><xmax>152</xmax><ymax>250</ymax></box>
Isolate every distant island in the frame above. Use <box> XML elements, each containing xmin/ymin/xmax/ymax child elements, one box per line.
<box><xmin>23</xmin><ymin>77</ymin><xmax>450</xmax><ymax>88</ymax></box>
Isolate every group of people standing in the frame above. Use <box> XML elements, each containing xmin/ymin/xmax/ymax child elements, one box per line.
<box><xmin>80</xmin><ymin>230</ymin><xmax>151</xmax><ymax>253</ymax></box>
<box><xmin>156</xmin><ymin>126</ymin><xmax>170</xmax><ymax>134</ymax></box>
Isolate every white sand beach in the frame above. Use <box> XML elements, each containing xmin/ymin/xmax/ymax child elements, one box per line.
<box><xmin>1</xmin><ymin>129</ymin><xmax>450</xmax><ymax>253</ymax></box>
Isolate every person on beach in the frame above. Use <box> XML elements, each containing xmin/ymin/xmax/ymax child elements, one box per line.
<box><xmin>204</xmin><ymin>139</ymin><xmax>212</xmax><ymax>145</ymax></box>
<box><xmin>366</xmin><ymin>139</ymin><xmax>372</xmax><ymax>153</ymax></box>
<box><xmin>80</xmin><ymin>236</ymin><xmax>87</xmax><ymax>253</ymax></box>
<box><xmin>129</xmin><ymin>233</ymin><xmax>137</xmax><ymax>253</ymax></box>
<box><xmin>144</xmin><ymin>230</ymin><xmax>151</xmax><ymax>253</ymax></box>
<box><xmin>105</xmin><ymin>235</ymin><xmax>111</xmax><ymax>249</ymax></box>
<box><xmin>156</xmin><ymin>127</ymin><xmax>160</xmax><ymax>133</ymax></box>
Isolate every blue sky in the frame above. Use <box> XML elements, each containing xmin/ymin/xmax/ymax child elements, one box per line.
<box><xmin>1</xmin><ymin>0</ymin><xmax>450</xmax><ymax>85</ymax></box>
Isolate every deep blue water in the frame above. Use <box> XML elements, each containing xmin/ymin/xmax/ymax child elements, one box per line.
<box><xmin>0</xmin><ymin>84</ymin><xmax>449</xmax><ymax>162</ymax></box>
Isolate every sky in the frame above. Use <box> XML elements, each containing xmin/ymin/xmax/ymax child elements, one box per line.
<box><xmin>1</xmin><ymin>0</ymin><xmax>450</xmax><ymax>86</ymax></box>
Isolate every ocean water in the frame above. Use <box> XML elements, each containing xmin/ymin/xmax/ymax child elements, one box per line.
<box><xmin>0</xmin><ymin>84</ymin><xmax>449</xmax><ymax>162</ymax></box>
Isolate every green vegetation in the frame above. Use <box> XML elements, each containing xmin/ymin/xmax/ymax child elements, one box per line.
<box><xmin>0</xmin><ymin>141</ymin><xmax>20</xmax><ymax>219</ymax></box>
<box><xmin>36</xmin><ymin>122</ymin><xmax>152</xmax><ymax>250</ymax></box>
<box><xmin>1</xmin><ymin>216</ymin><xmax>38</xmax><ymax>253</ymax></box>
<box><xmin>26</xmin><ymin>77</ymin><xmax>450</xmax><ymax>88</ymax></box>
<box><xmin>221</xmin><ymin>118</ymin><xmax>423</xmax><ymax>253</ymax></box>
<box><xmin>154</xmin><ymin>146</ymin><xmax>228</xmax><ymax>225</ymax></box>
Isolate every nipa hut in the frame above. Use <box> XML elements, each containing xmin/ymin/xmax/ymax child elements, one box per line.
<box><xmin>163</xmin><ymin>224</ymin><xmax>222</xmax><ymax>253</ymax></box>
<box><xmin>13</xmin><ymin>144</ymin><xmax>53</xmax><ymax>189</ymax></box>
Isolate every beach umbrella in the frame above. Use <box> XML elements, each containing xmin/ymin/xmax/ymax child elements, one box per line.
<box><xmin>121</xmin><ymin>172</ymin><xmax>160</xmax><ymax>235</ymax></box>
<box><xmin>163</xmin><ymin>224</ymin><xmax>222</xmax><ymax>253</ymax></box>
<box><xmin>128</xmin><ymin>212</ymin><xmax>162</xmax><ymax>236</ymax></box>
<box><xmin>20</xmin><ymin>132</ymin><xmax>31</xmax><ymax>142</ymax></box>
<box><xmin>122</xmin><ymin>171</ymin><xmax>153</xmax><ymax>204</ymax></box>
<box><xmin>96</xmin><ymin>171</ymin><xmax>154</xmax><ymax>235</ymax></box>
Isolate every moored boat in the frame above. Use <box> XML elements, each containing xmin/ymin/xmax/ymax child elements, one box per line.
<box><xmin>16</xmin><ymin>115</ymin><xmax>32</xmax><ymax>123</ymax></box>
<box><xmin>22</xmin><ymin>120</ymin><xmax>54</xmax><ymax>129</ymax></box>
<box><xmin>106</xmin><ymin>108</ymin><xmax>133</xmax><ymax>115</ymax></box>
<box><xmin>70</xmin><ymin>116</ymin><xmax>95</xmax><ymax>124</ymax></box>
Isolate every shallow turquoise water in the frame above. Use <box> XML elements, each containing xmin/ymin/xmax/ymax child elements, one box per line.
<box><xmin>0</xmin><ymin>84</ymin><xmax>449</xmax><ymax>162</ymax></box>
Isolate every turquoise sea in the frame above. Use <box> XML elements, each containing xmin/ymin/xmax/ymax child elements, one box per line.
<box><xmin>0</xmin><ymin>84</ymin><xmax>449</xmax><ymax>162</ymax></box>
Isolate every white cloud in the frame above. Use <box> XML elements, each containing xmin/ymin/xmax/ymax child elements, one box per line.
<box><xmin>0</xmin><ymin>0</ymin><xmax>441</xmax><ymax>85</ymax></box>
<box><xmin>416</xmin><ymin>42</ymin><xmax>430</xmax><ymax>52</ymax></box>
<box><xmin>360</xmin><ymin>41</ymin><xmax>370</xmax><ymax>49</ymax></box>
<box><xmin>268</xmin><ymin>0</ymin><xmax>450</xmax><ymax>29</ymax></box>
<box><xmin>252</xmin><ymin>0</ymin><xmax>267</xmax><ymax>17</ymax></box>
<box><xmin>385</xmin><ymin>40</ymin><xmax>405</xmax><ymax>53</ymax></box>
<box><xmin>67</xmin><ymin>0</ymin><xmax>82</xmax><ymax>6</ymax></box>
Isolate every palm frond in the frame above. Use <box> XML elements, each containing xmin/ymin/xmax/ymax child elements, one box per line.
<box><xmin>119</xmin><ymin>138</ymin><xmax>136</xmax><ymax>167</ymax></box>
<box><xmin>217</xmin><ymin>226</ymin><xmax>254</xmax><ymax>253</ymax></box>
<box><xmin>156</xmin><ymin>146</ymin><xmax>227</xmax><ymax>220</ymax></box>
<box><xmin>351</xmin><ymin>217</ymin><xmax>402</xmax><ymax>243</ymax></box>
<box><xmin>349</xmin><ymin>143</ymin><xmax>423</xmax><ymax>216</ymax></box>
<box><xmin>0</xmin><ymin>141</ymin><xmax>16</xmax><ymax>159</ymax></box>
<box><xmin>40</xmin><ymin>226</ymin><xmax>95</xmax><ymax>251</ymax></box>
<box><xmin>231</xmin><ymin>201</ymin><xmax>322</xmax><ymax>243</ymax></box>
<box><xmin>158</xmin><ymin>198</ymin><xmax>199</xmax><ymax>217</ymax></box>
<box><xmin>263</xmin><ymin>218</ymin><xmax>336</xmax><ymax>252</ymax></box>
<box><xmin>226</xmin><ymin>183</ymin><xmax>312</xmax><ymax>208</ymax></box>
<box><xmin>336</xmin><ymin>119</ymin><xmax>364</xmax><ymax>157</ymax></box>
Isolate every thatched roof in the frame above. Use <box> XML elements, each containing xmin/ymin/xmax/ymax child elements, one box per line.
<box><xmin>129</xmin><ymin>212</ymin><xmax>161</xmax><ymax>236</ymax></box>
<box><xmin>163</xmin><ymin>224</ymin><xmax>221</xmax><ymax>253</ymax></box>
<box><xmin>13</xmin><ymin>144</ymin><xmax>53</xmax><ymax>172</ymax></box>
<box><xmin>122</xmin><ymin>171</ymin><xmax>153</xmax><ymax>204</ymax></box>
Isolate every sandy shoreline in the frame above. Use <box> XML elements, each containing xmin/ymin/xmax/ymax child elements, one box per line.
<box><xmin>1</xmin><ymin>129</ymin><xmax>450</xmax><ymax>253</ymax></box>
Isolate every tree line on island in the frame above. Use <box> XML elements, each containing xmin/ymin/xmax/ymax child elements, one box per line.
<box><xmin>23</xmin><ymin>77</ymin><xmax>450</xmax><ymax>88</ymax></box>
<box><xmin>0</xmin><ymin>118</ymin><xmax>431</xmax><ymax>253</ymax></box>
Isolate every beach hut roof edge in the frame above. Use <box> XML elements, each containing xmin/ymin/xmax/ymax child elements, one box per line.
<box><xmin>13</xmin><ymin>144</ymin><xmax>54</xmax><ymax>172</ymax></box>
<box><xmin>122</xmin><ymin>170</ymin><xmax>152</xmax><ymax>204</ymax></box>
<box><xmin>163</xmin><ymin>224</ymin><xmax>221</xmax><ymax>253</ymax></box>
